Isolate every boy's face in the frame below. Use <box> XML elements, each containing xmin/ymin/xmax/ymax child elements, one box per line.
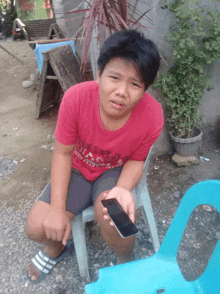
<box><xmin>97</xmin><ymin>57</ymin><xmax>145</xmax><ymax>120</ymax></box>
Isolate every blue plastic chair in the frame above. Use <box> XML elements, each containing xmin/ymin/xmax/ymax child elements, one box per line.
<box><xmin>71</xmin><ymin>147</ymin><xmax>160</xmax><ymax>281</ymax></box>
<box><xmin>85</xmin><ymin>180</ymin><xmax>220</xmax><ymax>293</ymax></box>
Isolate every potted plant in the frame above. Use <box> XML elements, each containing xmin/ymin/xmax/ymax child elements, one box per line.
<box><xmin>153</xmin><ymin>0</ymin><xmax>220</xmax><ymax>156</ymax></box>
<box><xmin>66</xmin><ymin>0</ymin><xmax>152</xmax><ymax>77</ymax></box>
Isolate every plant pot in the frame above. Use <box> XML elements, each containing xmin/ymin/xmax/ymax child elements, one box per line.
<box><xmin>170</xmin><ymin>127</ymin><xmax>203</xmax><ymax>157</ymax></box>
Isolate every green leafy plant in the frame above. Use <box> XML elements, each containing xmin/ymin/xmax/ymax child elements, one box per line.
<box><xmin>0</xmin><ymin>0</ymin><xmax>9</xmax><ymax>20</ymax></box>
<box><xmin>1</xmin><ymin>0</ymin><xmax>16</xmax><ymax>22</ymax></box>
<box><xmin>0</xmin><ymin>0</ymin><xmax>17</xmax><ymax>37</ymax></box>
<box><xmin>153</xmin><ymin>0</ymin><xmax>220</xmax><ymax>138</ymax></box>
<box><xmin>67</xmin><ymin>0</ymin><xmax>152</xmax><ymax>74</ymax></box>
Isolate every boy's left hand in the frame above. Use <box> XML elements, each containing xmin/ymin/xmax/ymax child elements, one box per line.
<box><xmin>102</xmin><ymin>187</ymin><xmax>135</xmax><ymax>226</ymax></box>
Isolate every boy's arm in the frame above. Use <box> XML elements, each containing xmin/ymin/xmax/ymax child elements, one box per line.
<box><xmin>50</xmin><ymin>140</ymin><xmax>75</xmax><ymax>210</ymax></box>
<box><xmin>102</xmin><ymin>160</ymin><xmax>145</xmax><ymax>225</ymax></box>
<box><xmin>116</xmin><ymin>160</ymin><xmax>145</xmax><ymax>192</ymax></box>
<box><xmin>42</xmin><ymin>140</ymin><xmax>75</xmax><ymax>245</ymax></box>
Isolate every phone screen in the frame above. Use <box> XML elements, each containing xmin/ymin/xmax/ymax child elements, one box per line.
<box><xmin>101</xmin><ymin>198</ymin><xmax>138</xmax><ymax>238</ymax></box>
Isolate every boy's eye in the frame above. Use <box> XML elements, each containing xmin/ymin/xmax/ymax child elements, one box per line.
<box><xmin>131</xmin><ymin>82</ymin><xmax>140</xmax><ymax>87</ymax></box>
<box><xmin>109</xmin><ymin>76</ymin><xmax>119</xmax><ymax>80</ymax></box>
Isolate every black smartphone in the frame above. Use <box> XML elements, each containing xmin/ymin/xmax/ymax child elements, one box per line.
<box><xmin>101</xmin><ymin>198</ymin><xmax>138</xmax><ymax>238</ymax></box>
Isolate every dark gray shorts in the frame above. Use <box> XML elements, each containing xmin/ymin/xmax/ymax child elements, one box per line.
<box><xmin>37</xmin><ymin>167</ymin><xmax>122</xmax><ymax>214</ymax></box>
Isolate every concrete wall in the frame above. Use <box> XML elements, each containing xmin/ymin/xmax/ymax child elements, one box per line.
<box><xmin>199</xmin><ymin>59</ymin><xmax>220</xmax><ymax>128</ymax></box>
<box><xmin>138</xmin><ymin>0</ymin><xmax>220</xmax><ymax>155</ymax></box>
<box><xmin>54</xmin><ymin>0</ymin><xmax>220</xmax><ymax>155</ymax></box>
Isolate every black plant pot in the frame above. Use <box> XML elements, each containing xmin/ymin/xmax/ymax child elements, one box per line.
<box><xmin>170</xmin><ymin>127</ymin><xmax>203</xmax><ymax>156</ymax></box>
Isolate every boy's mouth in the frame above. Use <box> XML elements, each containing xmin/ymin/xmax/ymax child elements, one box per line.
<box><xmin>111</xmin><ymin>101</ymin><xmax>124</xmax><ymax>110</ymax></box>
<box><xmin>111</xmin><ymin>100</ymin><xmax>124</xmax><ymax>106</ymax></box>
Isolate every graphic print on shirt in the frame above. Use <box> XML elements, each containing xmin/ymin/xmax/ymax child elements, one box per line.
<box><xmin>73</xmin><ymin>139</ymin><xmax>126</xmax><ymax>169</ymax></box>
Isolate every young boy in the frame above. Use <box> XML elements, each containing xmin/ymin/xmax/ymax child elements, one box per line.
<box><xmin>26</xmin><ymin>29</ymin><xmax>164</xmax><ymax>283</ymax></box>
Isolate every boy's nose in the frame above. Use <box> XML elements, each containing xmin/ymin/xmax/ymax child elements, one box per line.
<box><xmin>115</xmin><ymin>83</ymin><xmax>128</xmax><ymax>97</ymax></box>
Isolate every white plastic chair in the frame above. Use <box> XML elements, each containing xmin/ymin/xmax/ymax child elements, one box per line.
<box><xmin>71</xmin><ymin>147</ymin><xmax>160</xmax><ymax>281</ymax></box>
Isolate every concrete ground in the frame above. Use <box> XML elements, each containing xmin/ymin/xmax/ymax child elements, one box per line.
<box><xmin>1</xmin><ymin>39</ymin><xmax>220</xmax><ymax>294</ymax></box>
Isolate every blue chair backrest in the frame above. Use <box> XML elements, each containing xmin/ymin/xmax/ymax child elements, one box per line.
<box><xmin>158</xmin><ymin>180</ymin><xmax>220</xmax><ymax>292</ymax></box>
<box><xmin>158</xmin><ymin>180</ymin><xmax>220</xmax><ymax>261</ymax></box>
<box><xmin>192</xmin><ymin>238</ymin><xmax>220</xmax><ymax>292</ymax></box>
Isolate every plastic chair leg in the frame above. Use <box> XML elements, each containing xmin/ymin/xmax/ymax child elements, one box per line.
<box><xmin>71</xmin><ymin>214</ymin><xmax>90</xmax><ymax>281</ymax></box>
<box><xmin>140</xmin><ymin>185</ymin><xmax>160</xmax><ymax>253</ymax></box>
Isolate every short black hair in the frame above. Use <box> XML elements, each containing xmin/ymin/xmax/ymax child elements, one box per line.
<box><xmin>97</xmin><ymin>30</ymin><xmax>160</xmax><ymax>90</ymax></box>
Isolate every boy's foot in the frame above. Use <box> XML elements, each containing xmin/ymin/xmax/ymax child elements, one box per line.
<box><xmin>28</xmin><ymin>248</ymin><xmax>61</xmax><ymax>282</ymax></box>
<box><xmin>27</xmin><ymin>241</ymin><xmax>74</xmax><ymax>283</ymax></box>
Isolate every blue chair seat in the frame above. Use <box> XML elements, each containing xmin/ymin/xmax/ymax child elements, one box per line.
<box><xmin>85</xmin><ymin>256</ymin><xmax>195</xmax><ymax>294</ymax></box>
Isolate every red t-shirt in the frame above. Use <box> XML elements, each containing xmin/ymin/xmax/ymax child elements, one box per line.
<box><xmin>55</xmin><ymin>81</ymin><xmax>164</xmax><ymax>181</ymax></box>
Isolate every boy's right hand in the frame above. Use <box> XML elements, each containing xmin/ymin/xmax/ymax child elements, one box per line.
<box><xmin>42</xmin><ymin>206</ymin><xmax>71</xmax><ymax>246</ymax></box>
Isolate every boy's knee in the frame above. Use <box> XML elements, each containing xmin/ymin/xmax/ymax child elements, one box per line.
<box><xmin>25</xmin><ymin>214</ymin><xmax>44</xmax><ymax>241</ymax></box>
<box><xmin>25</xmin><ymin>219</ymin><xmax>34</xmax><ymax>240</ymax></box>
<box><xmin>25</xmin><ymin>202</ymin><xmax>48</xmax><ymax>240</ymax></box>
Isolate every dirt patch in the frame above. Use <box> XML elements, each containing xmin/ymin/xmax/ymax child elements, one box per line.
<box><xmin>0</xmin><ymin>39</ymin><xmax>37</xmax><ymax>99</ymax></box>
<box><xmin>0</xmin><ymin>38</ymin><xmax>58</xmax><ymax>212</ymax></box>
